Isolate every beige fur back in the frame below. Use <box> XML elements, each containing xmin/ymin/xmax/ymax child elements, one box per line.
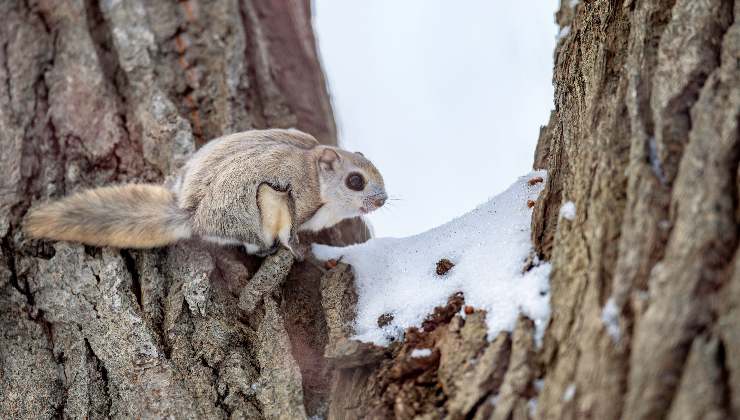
<box><xmin>175</xmin><ymin>129</ymin><xmax>323</xmax><ymax>247</ymax></box>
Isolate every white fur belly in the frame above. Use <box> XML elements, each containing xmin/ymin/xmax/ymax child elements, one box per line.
<box><xmin>203</xmin><ymin>235</ymin><xmax>243</xmax><ymax>246</ymax></box>
<box><xmin>299</xmin><ymin>204</ymin><xmax>350</xmax><ymax>232</ymax></box>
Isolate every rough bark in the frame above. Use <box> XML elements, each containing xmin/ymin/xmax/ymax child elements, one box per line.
<box><xmin>530</xmin><ymin>0</ymin><xmax>739</xmax><ymax>419</ymax></box>
<box><xmin>0</xmin><ymin>1</ymin><xmax>366</xmax><ymax>419</ymax></box>
<box><xmin>323</xmin><ymin>1</ymin><xmax>740</xmax><ymax>419</ymax></box>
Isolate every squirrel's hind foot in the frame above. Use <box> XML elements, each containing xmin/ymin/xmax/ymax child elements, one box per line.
<box><xmin>285</xmin><ymin>241</ymin><xmax>310</xmax><ymax>262</ymax></box>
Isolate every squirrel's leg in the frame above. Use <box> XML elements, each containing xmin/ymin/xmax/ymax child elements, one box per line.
<box><xmin>283</xmin><ymin>236</ymin><xmax>310</xmax><ymax>262</ymax></box>
<box><xmin>278</xmin><ymin>225</ymin><xmax>308</xmax><ymax>261</ymax></box>
<box><xmin>257</xmin><ymin>183</ymin><xmax>300</xmax><ymax>258</ymax></box>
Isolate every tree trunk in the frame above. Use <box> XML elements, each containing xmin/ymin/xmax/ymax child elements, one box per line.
<box><xmin>3</xmin><ymin>1</ymin><xmax>739</xmax><ymax>420</ymax></box>
<box><xmin>0</xmin><ymin>1</ymin><xmax>367</xmax><ymax>419</ymax></box>
<box><xmin>531</xmin><ymin>0</ymin><xmax>739</xmax><ymax>418</ymax></box>
<box><xmin>319</xmin><ymin>1</ymin><xmax>740</xmax><ymax>420</ymax></box>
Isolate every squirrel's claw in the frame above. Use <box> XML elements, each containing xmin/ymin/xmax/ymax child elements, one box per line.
<box><xmin>286</xmin><ymin>241</ymin><xmax>310</xmax><ymax>262</ymax></box>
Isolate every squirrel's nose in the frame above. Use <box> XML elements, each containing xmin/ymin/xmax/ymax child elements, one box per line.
<box><xmin>373</xmin><ymin>195</ymin><xmax>387</xmax><ymax>208</ymax></box>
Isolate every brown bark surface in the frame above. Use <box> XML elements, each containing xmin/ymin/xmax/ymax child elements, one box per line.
<box><xmin>2</xmin><ymin>1</ymin><xmax>739</xmax><ymax>419</ymax></box>
<box><xmin>326</xmin><ymin>1</ymin><xmax>740</xmax><ymax>419</ymax></box>
<box><xmin>531</xmin><ymin>1</ymin><xmax>738</xmax><ymax>419</ymax></box>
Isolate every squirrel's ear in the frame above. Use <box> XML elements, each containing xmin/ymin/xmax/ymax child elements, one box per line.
<box><xmin>318</xmin><ymin>148</ymin><xmax>341</xmax><ymax>172</ymax></box>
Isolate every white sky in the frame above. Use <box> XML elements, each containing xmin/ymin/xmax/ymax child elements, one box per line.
<box><xmin>313</xmin><ymin>1</ymin><xmax>559</xmax><ymax>237</ymax></box>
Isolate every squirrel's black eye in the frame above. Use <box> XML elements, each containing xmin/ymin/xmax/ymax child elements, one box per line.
<box><xmin>346</xmin><ymin>173</ymin><xmax>365</xmax><ymax>191</ymax></box>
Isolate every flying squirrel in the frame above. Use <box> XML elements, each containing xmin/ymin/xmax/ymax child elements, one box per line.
<box><xmin>24</xmin><ymin>128</ymin><xmax>387</xmax><ymax>260</ymax></box>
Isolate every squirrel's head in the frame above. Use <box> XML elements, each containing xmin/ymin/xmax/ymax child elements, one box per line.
<box><xmin>315</xmin><ymin>146</ymin><xmax>387</xmax><ymax>217</ymax></box>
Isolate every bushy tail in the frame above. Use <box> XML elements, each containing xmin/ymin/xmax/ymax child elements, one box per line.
<box><xmin>25</xmin><ymin>184</ymin><xmax>191</xmax><ymax>248</ymax></box>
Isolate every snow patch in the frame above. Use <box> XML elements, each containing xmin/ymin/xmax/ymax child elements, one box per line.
<box><xmin>601</xmin><ymin>297</ymin><xmax>621</xmax><ymax>342</ymax></box>
<box><xmin>557</xmin><ymin>26</ymin><xmax>571</xmax><ymax>40</ymax></box>
<box><xmin>648</xmin><ymin>137</ymin><xmax>667</xmax><ymax>184</ymax></box>
<box><xmin>563</xmin><ymin>384</ymin><xmax>576</xmax><ymax>402</ymax></box>
<box><xmin>570</xmin><ymin>0</ymin><xmax>580</xmax><ymax>8</ymax></box>
<box><xmin>314</xmin><ymin>171</ymin><xmax>551</xmax><ymax>346</ymax></box>
<box><xmin>559</xmin><ymin>201</ymin><xmax>576</xmax><ymax>220</ymax></box>
<box><xmin>533</xmin><ymin>379</ymin><xmax>545</xmax><ymax>392</ymax></box>
<box><xmin>410</xmin><ymin>348</ymin><xmax>432</xmax><ymax>358</ymax></box>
